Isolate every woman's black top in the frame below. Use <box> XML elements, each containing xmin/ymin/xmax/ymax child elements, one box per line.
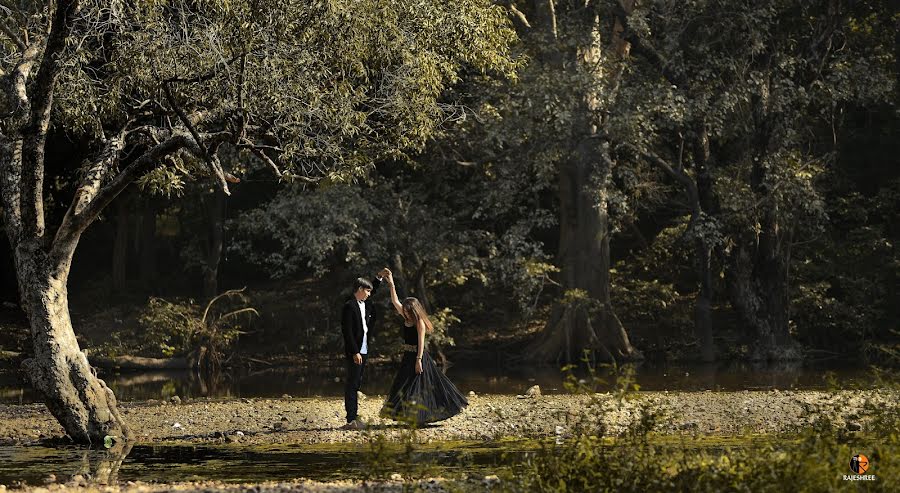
<box><xmin>403</xmin><ymin>323</ymin><xmax>418</xmax><ymax>345</ymax></box>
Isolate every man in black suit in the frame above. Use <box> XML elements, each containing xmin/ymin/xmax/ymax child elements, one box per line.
<box><xmin>340</xmin><ymin>271</ymin><xmax>386</xmax><ymax>430</ymax></box>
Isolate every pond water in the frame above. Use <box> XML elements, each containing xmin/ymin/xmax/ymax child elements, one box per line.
<box><xmin>0</xmin><ymin>359</ymin><xmax>877</xmax><ymax>404</ymax></box>
<box><xmin>0</xmin><ymin>441</ymin><xmax>530</xmax><ymax>486</ymax></box>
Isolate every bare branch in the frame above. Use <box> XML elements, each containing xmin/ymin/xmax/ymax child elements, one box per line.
<box><xmin>52</xmin><ymin>133</ymin><xmax>127</xmax><ymax>252</ymax></box>
<box><xmin>248</xmin><ymin>147</ymin><xmax>282</xmax><ymax>177</ymax></box>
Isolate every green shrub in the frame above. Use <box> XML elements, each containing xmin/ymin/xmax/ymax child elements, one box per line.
<box><xmin>137</xmin><ymin>289</ymin><xmax>257</xmax><ymax>368</ymax></box>
<box><xmin>509</xmin><ymin>360</ymin><xmax>899</xmax><ymax>492</ymax></box>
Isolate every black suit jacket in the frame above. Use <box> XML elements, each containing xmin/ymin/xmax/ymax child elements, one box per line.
<box><xmin>341</xmin><ymin>277</ymin><xmax>383</xmax><ymax>359</ymax></box>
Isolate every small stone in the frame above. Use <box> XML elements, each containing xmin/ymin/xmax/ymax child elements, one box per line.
<box><xmin>43</xmin><ymin>474</ymin><xmax>56</xmax><ymax>484</ymax></box>
<box><xmin>273</xmin><ymin>422</ymin><xmax>284</xmax><ymax>431</ymax></box>
<box><xmin>281</xmin><ymin>394</ymin><xmax>292</xmax><ymax>399</ymax></box>
<box><xmin>468</xmin><ymin>391</ymin><xmax>476</xmax><ymax>397</ymax></box>
<box><xmin>482</xmin><ymin>474</ymin><xmax>501</xmax><ymax>486</ymax></box>
<box><xmin>847</xmin><ymin>422</ymin><xmax>862</xmax><ymax>431</ymax></box>
<box><xmin>235</xmin><ymin>431</ymin><xmax>244</xmax><ymax>436</ymax></box>
<box><xmin>390</xmin><ymin>473</ymin><xmax>403</xmax><ymax>481</ymax></box>
<box><xmin>357</xmin><ymin>391</ymin><xmax>367</xmax><ymax>401</ymax></box>
<box><xmin>170</xmin><ymin>395</ymin><xmax>181</xmax><ymax>405</ymax></box>
<box><xmin>526</xmin><ymin>385</ymin><xmax>541</xmax><ymax>397</ymax></box>
<box><xmin>225</xmin><ymin>434</ymin><xmax>239</xmax><ymax>443</ymax></box>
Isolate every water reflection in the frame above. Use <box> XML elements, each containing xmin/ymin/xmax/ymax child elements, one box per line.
<box><xmin>0</xmin><ymin>440</ymin><xmax>133</xmax><ymax>486</ymax></box>
<box><xmin>0</xmin><ymin>359</ymin><xmax>878</xmax><ymax>404</ymax></box>
<box><xmin>0</xmin><ymin>441</ymin><xmax>529</xmax><ymax>486</ymax></box>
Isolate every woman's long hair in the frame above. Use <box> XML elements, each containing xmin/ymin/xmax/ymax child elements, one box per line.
<box><xmin>402</xmin><ymin>297</ymin><xmax>434</xmax><ymax>333</ymax></box>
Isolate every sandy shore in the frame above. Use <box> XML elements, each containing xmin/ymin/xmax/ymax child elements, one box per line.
<box><xmin>0</xmin><ymin>389</ymin><xmax>894</xmax><ymax>446</ymax></box>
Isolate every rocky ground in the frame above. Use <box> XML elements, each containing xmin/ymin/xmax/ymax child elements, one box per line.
<box><xmin>0</xmin><ymin>479</ymin><xmax>465</xmax><ymax>493</ymax></box>
<box><xmin>0</xmin><ymin>389</ymin><xmax>894</xmax><ymax>446</ymax></box>
<box><xmin>0</xmin><ymin>389</ymin><xmax>895</xmax><ymax>492</ymax></box>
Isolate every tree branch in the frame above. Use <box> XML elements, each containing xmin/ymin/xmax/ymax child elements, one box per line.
<box><xmin>53</xmin><ymin>132</ymin><xmax>193</xmax><ymax>253</ymax></box>
<box><xmin>19</xmin><ymin>0</ymin><xmax>79</xmax><ymax>240</ymax></box>
<box><xmin>162</xmin><ymin>81</ymin><xmax>230</xmax><ymax>195</ymax></box>
<box><xmin>0</xmin><ymin>138</ymin><xmax>22</xmax><ymax>246</ymax></box>
<box><xmin>52</xmin><ymin>133</ymin><xmax>127</xmax><ymax>251</ymax></box>
<box><xmin>162</xmin><ymin>53</ymin><xmax>243</xmax><ymax>85</ymax></box>
<box><xmin>613</xmin><ymin>1</ymin><xmax>687</xmax><ymax>88</ymax></box>
<box><xmin>620</xmin><ymin>142</ymin><xmax>701</xmax><ymax>217</ymax></box>
<box><xmin>505</xmin><ymin>2</ymin><xmax>531</xmax><ymax>29</ymax></box>
<box><xmin>0</xmin><ymin>18</ymin><xmax>26</xmax><ymax>52</ymax></box>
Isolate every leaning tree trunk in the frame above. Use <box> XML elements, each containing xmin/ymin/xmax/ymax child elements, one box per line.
<box><xmin>15</xmin><ymin>241</ymin><xmax>130</xmax><ymax>444</ymax></box>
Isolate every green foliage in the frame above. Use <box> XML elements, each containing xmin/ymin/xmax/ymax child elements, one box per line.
<box><xmin>510</xmin><ymin>361</ymin><xmax>900</xmax><ymax>492</ymax></box>
<box><xmin>2</xmin><ymin>0</ymin><xmax>518</xmax><ymax>192</ymax></box>
<box><xmin>791</xmin><ymin>178</ymin><xmax>900</xmax><ymax>357</ymax></box>
<box><xmin>137</xmin><ymin>297</ymin><xmax>198</xmax><ymax>358</ymax></box>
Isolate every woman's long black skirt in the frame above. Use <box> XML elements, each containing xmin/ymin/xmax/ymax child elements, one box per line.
<box><xmin>380</xmin><ymin>351</ymin><xmax>468</xmax><ymax>426</ymax></box>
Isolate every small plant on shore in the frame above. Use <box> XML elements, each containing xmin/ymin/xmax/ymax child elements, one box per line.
<box><xmin>138</xmin><ymin>288</ymin><xmax>257</xmax><ymax>369</ymax></box>
<box><xmin>506</xmin><ymin>355</ymin><xmax>900</xmax><ymax>492</ymax></box>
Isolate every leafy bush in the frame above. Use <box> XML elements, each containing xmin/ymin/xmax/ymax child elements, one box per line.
<box><xmin>137</xmin><ymin>289</ymin><xmax>257</xmax><ymax>368</ymax></box>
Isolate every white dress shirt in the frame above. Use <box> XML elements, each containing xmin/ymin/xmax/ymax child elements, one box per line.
<box><xmin>358</xmin><ymin>300</ymin><xmax>368</xmax><ymax>355</ymax></box>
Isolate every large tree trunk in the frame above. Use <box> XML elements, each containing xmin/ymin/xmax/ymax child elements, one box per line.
<box><xmin>726</xmin><ymin>177</ymin><xmax>796</xmax><ymax>360</ymax></box>
<box><xmin>15</xmin><ymin>241</ymin><xmax>130</xmax><ymax>444</ymax></box>
<box><xmin>202</xmin><ymin>189</ymin><xmax>226</xmax><ymax>299</ymax></box>
<box><xmin>137</xmin><ymin>197</ymin><xmax>157</xmax><ymax>289</ymax></box>
<box><xmin>530</xmin><ymin>139</ymin><xmax>639</xmax><ymax>363</ymax></box>
<box><xmin>527</xmin><ymin>1</ymin><xmax>640</xmax><ymax>364</ymax></box>
<box><xmin>693</xmin><ymin>130</ymin><xmax>716</xmax><ymax>362</ymax></box>
<box><xmin>725</xmin><ymin>76</ymin><xmax>798</xmax><ymax>360</ymax></box>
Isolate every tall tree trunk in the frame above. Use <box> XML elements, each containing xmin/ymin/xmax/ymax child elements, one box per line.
<box><xmin>693</xmin><ymin>129</ymin><xmax>716</xmax><ymax>362</ymax></box>
<box><xmin>726</xmin><ymin>80</ymin><xmax>797</xmax><ymax>360</ymax></box>
<box><xmin>694</xmin><ymin>241</ymin><xmax>715</xmax><ymax>362</ymax></box>
<box><xmin>15</xmin><ymin>240</ymin><xmax>130</xmax><ymax>444</ymax></box>
<box><xmin>202</xmin><ymin>190</ymin><xmax>226</xmax><ymax>299</ymax></box>
<box><xmin>111</xmin><ymin>199</ymin><xmax>128</xmax><ymax>291</ymax></box>
<box><xmin>137</xmin><ymin>198</ymin><xmax>157</xmax><ymax>290</ymax></box>
<box><xmin>527</xmin><ymin>1</ymin><xmax>640</xmax><ymax>363</ymax></box>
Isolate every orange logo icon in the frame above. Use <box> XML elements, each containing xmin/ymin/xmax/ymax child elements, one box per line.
<box><xmin>849</xmin><ymin>454</ymin><xmax>869</xmax><ymax>474</ymax></box>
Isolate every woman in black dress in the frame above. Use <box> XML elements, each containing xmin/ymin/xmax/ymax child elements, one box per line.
<box><xmin>380</xmin><ymin>270</ymin><xmax>467</xmax><ymax>426</ymax></box>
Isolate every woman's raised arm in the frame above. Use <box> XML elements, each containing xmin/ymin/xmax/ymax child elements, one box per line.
<box><xmin>385</xmin><ymin>271</ymin><xmax>404</xmax><ymax>317</ymax></box>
